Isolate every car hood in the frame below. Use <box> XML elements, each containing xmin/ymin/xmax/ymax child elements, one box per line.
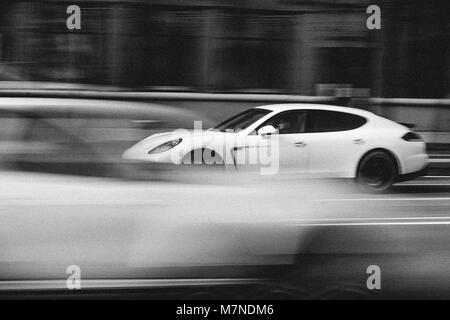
<box><xmin>122</xmin><ymin>129</ymin><xmax>231</xmax><ymax>160</ymax></box>
<box><xmin>141</xmin><ymin>129</ymin><xmax>227</xmax><ymax>144</ymax></box>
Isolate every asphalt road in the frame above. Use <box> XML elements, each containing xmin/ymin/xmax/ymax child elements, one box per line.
<box><xmin>278</xmin><ymin>175</ymin><xmax>450</xmax><ymax>299</ymax></box>
<box><xmin>1</xmin><ymin>171</ymin><xmax>450</xmax><ymax>299</ymax></box>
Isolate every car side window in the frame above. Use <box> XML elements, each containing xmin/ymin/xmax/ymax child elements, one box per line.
<box><xmin>307</xmin><ymin>110</ymin><xmax>367</xmax><ymax>133</ymax></box>
<box><xmin>257</xmin><ymin>111</ymin><xmax>307</xmax><ymax>135</ymax></box>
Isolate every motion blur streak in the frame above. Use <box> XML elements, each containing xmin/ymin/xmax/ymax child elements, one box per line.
<box><xmin>0</xmin><ymin>0</ymin><xmax>448</xmax><ymax>300</ymax></box>
<box><xmin>0</xmin><ymin>1</ymin><xmax>447</xmax><ymax>99</ymax></box>
<box><xmin>0</xmin><ymin>166</ymin><xmax>450</xmax><ymax>298</ymax></box>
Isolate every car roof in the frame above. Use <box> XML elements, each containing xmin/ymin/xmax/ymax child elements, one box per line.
<box><xmin>254</xmin><ymin>104</ymin><xmax>375</xmax><ymax>118</ymax></box>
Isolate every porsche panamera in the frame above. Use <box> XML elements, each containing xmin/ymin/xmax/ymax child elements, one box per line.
<box><xmin>123</xmin><ymin>104</ymin><xmax>429</xmax><ymax>192</ymax></box>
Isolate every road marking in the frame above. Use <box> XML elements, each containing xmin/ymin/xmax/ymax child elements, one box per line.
<box><xmin>289</xmin><ymin>215</ymin><xmax>450</xmax><ymax>226</ymax></box>
<box><xmin>292</xmin><ymin>216</ymin><xmax>450</xmax><ymax>222</ymax></box>
<box><xmin>397</xmin><ymin>183</ymin><xmax>450</xmax><ymax>186</ymax></box>
<box><xmin>0</xmin><ymin>199</ymin><xmax>163</xmax><ymax>206</ymax></box>
<box><xmin>0</xmin><ymin>278</ymin><xmax>260</xmax><ymax>291</ymax></box>
<box><xmin>429</xmin><ymin>159</ymin><xmax>450</xmax><ymax>163</ymax></box>
<box><xmin>319</xmin><ymin>197</ymin><xmax>450</xmax><ymax>202</ymax></box>
<box><xmin>424</xmin><ymin>176</ymin><xmax>450</xmax><ymax>178</ymax></box>
<box><xmin>291</xmin><ymin>221</ymin><xmax>450</xmax><ymax>227</ymax></box>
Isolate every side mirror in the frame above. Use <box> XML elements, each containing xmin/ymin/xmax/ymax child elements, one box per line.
<box><xmin>258</xmin><ymin>125</ymin><xmax>277</xmax><ymax>137</ymax></box>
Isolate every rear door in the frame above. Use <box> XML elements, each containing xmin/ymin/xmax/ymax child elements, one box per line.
<box><xmin>304</xmin><ymin>110</ymin><xmax>368</xmax><ymax>177</ymax></box>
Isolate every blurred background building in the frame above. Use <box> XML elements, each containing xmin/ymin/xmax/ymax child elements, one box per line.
<box><xmin>0</xmin><ymin>0</ymin><xmax>447</xmax><ymax>98</ymax></box>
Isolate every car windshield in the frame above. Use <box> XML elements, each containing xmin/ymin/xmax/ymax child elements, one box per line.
<box><xmin>214</xmin><ymin>108</ymin><xmax>270</xmax><ymax>132</ymax></box>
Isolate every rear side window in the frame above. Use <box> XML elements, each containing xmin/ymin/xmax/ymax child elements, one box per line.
<box><xmin>307</xmin><ymin>110</ymin><xmax>367</xmax><ymax>133</ymax></box>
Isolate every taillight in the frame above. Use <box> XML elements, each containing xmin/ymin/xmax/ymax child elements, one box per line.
<box><xmin>402</xmin><ymin>132</ymin><xmax>423</xmax><ymax>142</ymax></box>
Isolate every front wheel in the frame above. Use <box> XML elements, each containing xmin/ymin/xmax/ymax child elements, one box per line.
<box><xmin>181</xmin><ymin>148</ymin><xmax>224</xmax><ymax>166</ymax></box>
<box><xmin>356</xmin><ymin>151</ymin><xmax>397</xmax><ymax>193</ymax></box>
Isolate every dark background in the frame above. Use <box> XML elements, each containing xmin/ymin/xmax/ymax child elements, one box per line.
<box><xmin>0</xmin><ymin>0</ymin><xmax>447</xmax><ymax>98</ymax></box>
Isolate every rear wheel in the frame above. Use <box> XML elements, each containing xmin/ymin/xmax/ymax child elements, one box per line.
<box><xmin>356</xmin><ymin>151</ymin><xmax>397</xmax><ymax>193</ymax></box>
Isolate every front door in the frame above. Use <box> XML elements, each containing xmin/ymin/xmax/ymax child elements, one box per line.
<box><xmin>235</xmin><ymin>110</ymin><xmax>309</xmax><ymax>176</ymax></box>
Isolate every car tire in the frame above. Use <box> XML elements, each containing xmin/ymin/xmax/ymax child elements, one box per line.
<box><xmin>356</xmin><ymin>150</ymin><xmax>397</xmax><ymax>193</ymax></box>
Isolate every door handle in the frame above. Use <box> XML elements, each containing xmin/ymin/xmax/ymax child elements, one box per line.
<box><xmin>294</xmin><ymin>141</ymin><xmax>307</xmax><ymax>147</ymax></box>
<box><xmin>353</xmin><ymin>138</ymin><xmax>365</xmax><ymax>145</ymax></box>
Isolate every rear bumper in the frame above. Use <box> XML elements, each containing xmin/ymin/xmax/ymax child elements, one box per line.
<box><xmin>395</xmin><ymin>165</ymin><xmax>429</xmax><ymax>182</ymax></box>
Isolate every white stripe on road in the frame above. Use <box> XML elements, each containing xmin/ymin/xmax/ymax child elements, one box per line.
<box><xmin>0</xmin><ymin>199</ymin><xmax>163</xmax><ymax>206</ymax></box>
<box><xmin>291</xmin><ymin>221</ymin><xmax>450</xmax><ymax>227</ymax></box>
<box><xmin>397</xmin><ymin>183</ymin><xmax>450</xmax><ymax>186</ymax></box>
<box><xmin>292</xmin><ymin>216</ymin><xmax>450</xmax><ymax>222</ymax></box>
<box><xmin>0</xmin><ymin>278</ymin><xmax>260</xmax><ymax>291</ymax></box>
<box><xmin>319</xmin><ymin>197</ymin><xmax>450</xmax><ymax>202</ymax></box>
<box><xmin>423</xmin><ymin>176</ymin><xmax>450</xmax><ymax>178</ymax></box>
<box><xmin>429</xmin><ymin>159</ymin><xmax>450</xmax><ymax>163</ymax></box>
<box><xmin>288</xmin><ymin>216</ymin><xmax>450</xmax><ymax>227</ymax></box>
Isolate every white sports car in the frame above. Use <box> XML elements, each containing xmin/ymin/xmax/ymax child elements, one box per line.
<box><xmin>123</xmin><ymin>104</ymin><xmax>428</xmax><ymax>192</ymax></box>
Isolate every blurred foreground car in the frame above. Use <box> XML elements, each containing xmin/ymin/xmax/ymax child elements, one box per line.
<box><xmin>0</xmin><ymin>169</ymin><xmax>323</xmax><ymax>295</ymax></box>
<box><xmin>123</xmin><ymin>104</ymin><xmax>429</xmax><ymax>192</ymax></box>
<box><xmin>0</xmin><ymin>97</ymin><xmax>208</xmax><ymax>177</ymax></box>
<box><xmin>2</xmin><ymin>169</ymin><xmax>450</xmax><ymax>299</ymax></box>
<box><xmin>0</xmin><ymin>98</ymin><xmax>306</xmax><ymax>296</ymax></box>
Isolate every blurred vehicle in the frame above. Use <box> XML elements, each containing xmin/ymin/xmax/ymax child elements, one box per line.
<box><xmin>0</xmin><ymin>97</ymin><xmax>306</xmax><ymax>294</ymax></box>
<box><xmin>2</xmin><ymin>169</ymin><xmax>450</xmax><ymax>298</ymax></box>
<box><xmin>0</xmin><ymin>97</ymin><xmax>208</xmax><ymax>177</ymax></box>
<box><xmin>123</xmin><ymin>104</ymin><xmax>429</xmax><ymax>192</ymax></box>
<box><xmin>0</xmin><ymin>169</ymin><xmax>321</xmax><ymax>293</ymax></box>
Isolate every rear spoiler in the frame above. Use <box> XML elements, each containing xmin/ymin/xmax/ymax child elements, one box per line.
<box><xmin>397</xmin><ymin>122</ymin><xmax>416</xmax><ymax>129</ymax></box>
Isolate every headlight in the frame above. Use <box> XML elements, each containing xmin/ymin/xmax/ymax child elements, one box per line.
<box><xmin>148</xmin><ymin>138</ymin><xmax>182</xmax><ymax>154</ymax></box>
